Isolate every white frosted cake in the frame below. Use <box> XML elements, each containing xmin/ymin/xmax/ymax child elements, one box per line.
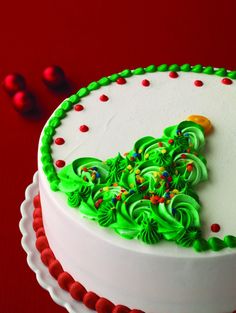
<box><xmin>36</xmin><ymin>64</ymin><xmax>236</xmax><ymax>313</ymax></box>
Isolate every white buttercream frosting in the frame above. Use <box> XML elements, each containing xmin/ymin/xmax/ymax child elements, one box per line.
<box><xmin>38</xmin><ymin>69</ymin><xmax>236</xmax><ymax>313</ymax></box>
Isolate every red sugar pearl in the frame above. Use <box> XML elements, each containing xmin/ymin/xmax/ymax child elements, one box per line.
<box><xmin>169</xmin><ymin>71</ymin><xmax>179</xmax><ymax>78</ymax></box>
<box><xmin>116</xmin><ymin>77</ymin><xmax>126</xmax><ymax>85</ymax></box>
<box><xmin>186</xmin><ymin>164</ymin><xmax>193</xmax><ymax>172</ymax></box>
<box><xmin>99</xmin><ymin>94</ymin><xmax>109</xmax><ymax>102</ymax></box>
<box><xmin>194</xmin><ymin>80</ymin><xmax>203</xmax><ymax>87</ymax></box>
<box><xmin>79</xmin><ymin>125</ymin><xmax>89</xmax><ymax>132</ymax></box>
<box><xmin>55</xmin><ymin>160</ymin><xmax>65</xmax><ymax>168</ymax></box>
<box><xmin>142</xmin><ymin>79</ymin><xmax>150</xmax><ymax>87</ymax></box>
<box><xmin>55</xmin><ymin>137</ymin><xmax>65</xmax><ymax>145</ymax></box>
<box><xmin>221</xmin><ymin>78</ymin><xmax>232</xmax><ymax>85</ymax></box>
<box><xmin>75</xmin><ymin>104</ymin><xmax>84</xmax><ymax>111</ymax></box>
<box><xmin>211</xmin><ymin>223</ymin><xmax>221</xmax><ymax>233</ymax></box>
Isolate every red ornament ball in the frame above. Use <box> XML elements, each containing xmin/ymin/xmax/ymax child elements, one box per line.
<box><xmin>3</xmin><ymin>73</ymin><xmax>26</xmax><ymax>95</ymax></box>
<box><xmin>142</xmin><ymin>79</ymin><xmax>150</xmax><ymax>87</ymax></box>
<box><xmin>74</xmin><ymin>104</ymin><xmax>84</xmax><ymax>111</ymax></box>
<box><xmin>13</xmin><ymin>90</ymin><xmax>34</xmax><ymax>113</ymax></box>
<box><xmin>194</xmin><ymin>80</ymin><xmax>203</xmax><ymax>87</ymax></box>
<box><xmin>116</xmin><ymin>77</ymin><xmax>126</xmax><ymax>85</ymax></box>
<box><xmin>42</xmin><ymin>65</ymin><xmax>66</xmax><ymax>88</ymax></box>
<box><xmin>211</xmin><ymin>223</ymin><xmax>221</xmax><ymax>233</ymax></box>
<box><xmin>221</xmin><ymin>78</ymin><xmax>232</xmax><ymax>85</ymax></box>
<box><xmin>169</xmin><ymin>71</ymin><xmax>179</xmax><ymax>79</ymax></box>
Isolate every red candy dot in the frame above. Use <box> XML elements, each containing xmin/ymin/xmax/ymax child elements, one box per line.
<box><xmin>211</xmin><ymin>223</ymin><xmax>221</xmax><ymax>233</ymax></box>
<box><xmin>55</xmin><ymin>160</ymin><xmax>65</xmax><ymax>168</ymax></box>
<box><xmin>116</xmin><ymin>77</ymin><xmax>126</xmax><ymax>85</ymax></box>
<box><xmin>100</xmin><ymin>94</ymin><xmax>109</xmax><ymax>102</ymax></box>
<box><xmin>169</xmin><ymin>71</ymin><xmax>179</xmax><ymax>78</ymax></box>
<box><xmin>159</xmin><ymin>197</ymin><xmax>165</xmax><ymax>203</ymax></box>
<box><xmin>186</xmin><ymin>164</ymin><xmax>193</xmax><ymax>172</ymax></box>
<box><xmin>194</xmin><ymin>80</ymin><xmax>203</xmax><ymax>87</ymax></box>
<box><xmin>55</xmin><ymin>137</ymin><xmax>65</xmax><ymax>145</ymax></box>
<box><xmin>75</xmin><ymin>104</ymin><xmax>84</xmax><ymax>111</ymax></box>
<box><xmin>80</xmin><ymin>125</ymin><xmax>89</xmax><ymax>132</ymax></box>
<box><xmin>142</xmin><ymin>79</ymin><xmax>150</xmax><ymax>87</ymax></box>
<box><xmin>181</xmin><ymin>153</ymin><xmax>187</xmax><ymax>159</ymax></box>
<box><xmin>221</xmin><ymin>78</ymin><xmax>232</xmax><ymax>85</ymax></box>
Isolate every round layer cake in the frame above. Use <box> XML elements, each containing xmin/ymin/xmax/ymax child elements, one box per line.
<box><xmin>38</xmin><ymin>64</ymin><xmax>236</xmax><ymax>313</ymax></box>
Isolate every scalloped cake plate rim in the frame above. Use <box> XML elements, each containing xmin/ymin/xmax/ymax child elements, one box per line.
<box><xmin>19</xmin><ymin>171</ymin><xmax>90</xmax><ymax>313</ymax></box>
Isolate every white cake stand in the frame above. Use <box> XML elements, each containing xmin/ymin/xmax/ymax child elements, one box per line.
<box><xmin>19</xmin><ymin>172</ymin><xmax>89</xmax><ymax>313</ymax></box>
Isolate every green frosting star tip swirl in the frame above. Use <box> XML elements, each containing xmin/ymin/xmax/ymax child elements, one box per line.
<box><xmin>57</xmin><ymin>120</ymin><xmax>216</xmax><ymax>250</ymax></box>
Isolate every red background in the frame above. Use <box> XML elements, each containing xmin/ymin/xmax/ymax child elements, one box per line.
<box><xmin>1</xmin><ymin>1</ymin><xmax>236</xmax><ymax>312</ymax></box>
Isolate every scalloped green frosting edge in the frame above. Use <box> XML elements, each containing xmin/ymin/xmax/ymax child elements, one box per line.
<box><xmin>40</xmin><ymin>63</ymin><xmax>236</xmax><ymax>252</ymax></box>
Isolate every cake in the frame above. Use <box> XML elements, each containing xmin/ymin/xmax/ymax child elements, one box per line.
<box><xmin>36</xmin><ymin>64</ymin><xmax>236</xmax><ymax>313</ymax></box>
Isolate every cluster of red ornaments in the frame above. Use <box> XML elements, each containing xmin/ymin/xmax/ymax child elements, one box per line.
<box><xmin>3</xmin><ymin>73</ymin><xmax>34</xmax><ymax>113</ymax></box>
<box><xmin>2</xmin><ymin>65</ymin><xmax>67</xmax><ymax>114</ymax></box>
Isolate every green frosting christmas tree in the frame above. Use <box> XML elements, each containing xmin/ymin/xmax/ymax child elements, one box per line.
<box><xmin>58</xmin><ymin>120</ymin><xmax>209</xmax><ymax>249</ymax></box>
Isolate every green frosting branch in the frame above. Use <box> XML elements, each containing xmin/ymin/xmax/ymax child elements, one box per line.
<box><xmin>57</xmin><ymin>121</ymin><xmax>211</xmax><ymax>250</ymax></box>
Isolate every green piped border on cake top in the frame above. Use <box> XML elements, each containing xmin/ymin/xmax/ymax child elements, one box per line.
<box><xmin>40</xmin><ymin>63</ymin><xmax>236</xmax><ymax>253</ymax></box>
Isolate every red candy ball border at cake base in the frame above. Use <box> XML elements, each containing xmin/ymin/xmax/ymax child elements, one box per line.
<box><xmin>33</xmin><ymin>194</ymin><xmax>144</xmax><ymax>313</ymax></box>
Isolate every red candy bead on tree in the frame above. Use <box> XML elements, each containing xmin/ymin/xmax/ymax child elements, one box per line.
<box><xmin>3</xmin><ymin>73</ymin><xmax>26</xmax><ymax>95</ymax></box>
<box><xmin>186</xmin><ymin>164</ymin><xmax>193</xmax><ymax>172</ymax></box>
<box><xmin>13</xmin><ymin>90</ymin><xmax>35</xmax><ymax>113</ymax></box>
<box><xmin>42</xmin><ymin>65</ymin><xmax>66</xmax><ymax>88</ymax></box>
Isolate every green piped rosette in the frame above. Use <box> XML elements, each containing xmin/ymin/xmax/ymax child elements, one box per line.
<box><xmin>57</xmin><ymin>120</ymin><xmax>212</xmax><ymax>251</ymax></box>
